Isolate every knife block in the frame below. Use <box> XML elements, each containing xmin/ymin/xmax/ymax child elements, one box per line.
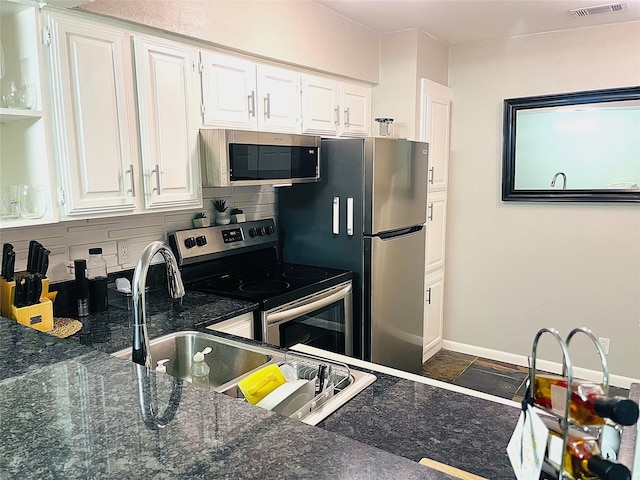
<box><xmin>1</xmin><ymin>275</ymin><xmax>54</xmax><ymax>332</ymax></box>
<box><xmin>11</xmin><ymin>298</ymin><xmax>53</xmax><ymax>332</ymax></box>
<box><xmin>0</xmin><ymin>277</ymin><xmax>15</xmax><ymax>318</ymax></box>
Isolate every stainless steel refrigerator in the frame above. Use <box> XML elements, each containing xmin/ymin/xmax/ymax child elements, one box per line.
<box><xmin>278</xmin><ymin>137</ymin><xmax>428</xmax><ymax>373</ymax></box>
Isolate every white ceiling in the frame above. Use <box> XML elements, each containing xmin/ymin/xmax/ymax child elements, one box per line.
<box><xmin>315</xmin><ymin>0</ymin><xmax>640</xmax><ymax>46</ymax></box>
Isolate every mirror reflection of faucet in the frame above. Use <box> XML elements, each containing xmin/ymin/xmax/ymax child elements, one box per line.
<box><xmin>135</xmin><ymin>363</ymin><xmax>183</xmax><ymax>430</ymax></box>
<box><xmin>550</xmin><ymin>172</ymin><xmax>567</xmax><ymax>190</ymax></box>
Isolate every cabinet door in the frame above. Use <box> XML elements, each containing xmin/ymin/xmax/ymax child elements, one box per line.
<box><xmin>422</xmin><ymin>79</ymin><xmax>451</xmax><ymax>192</ymax></box>
<box><xmin>425</xmin><ymin>191</ymin><xmax>447</xmax><ymax>274</ymax></box>
<box><xmin>423</xmin><ymin>270</ymin><xmax>444</xmax><ymax>362</ymax></box>
<box><xmin>46</xmin><ymin>13</ymin><xmax>138</xmax><ymax>216</ymax></box>
<box><xmin>205</xmin><ymin>312</ymin><xmax>254</xmax><ymax>340</ymax></box>
<box><xmin>133</xmin><ymin>36</ymin><xmax>202</xmax><ymax>210</ymax></box>
<box><xmin>256</xmin><ymin>64</ymin><xmax>300</xmax><ymax>133</ymax></box>
<box><xmin>200</xmin><ymin>51</ymin><xmax>258</xmax><ymax>129</ymax></box>
<box><xmin>339</xmin><ymin>82</ymin><xmax>370</xmax><ymax>136</ymax></box>
<box><xmin>300</xmin><ymin>74</ymin><xmax>338</xmax><ymax>135</ymax></box>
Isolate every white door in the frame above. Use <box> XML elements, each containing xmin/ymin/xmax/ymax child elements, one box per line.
<box><xmin>421</xmin><ymin>78</ymin><xmax>451</xmax><ymax>192</ymax></box>
<box><xmin>46</xmin><ymin>13</ymin><xmax>138</xmax><ymax>216</ymax></box>
<box><xmin>200</xmin><ymin>51</ymin><xmax>258</xmax><ymax>129</ymax></box>
<box><xmin>300</xmin><ymin>74</ymin><xmax>338</xmax><ymax>135</ymax></box>
<box><xmin>256</xmin><ymin>64</ymin><xmax>300</xmax><ymax>132</ymax></box>
<box><xmin>339</xmin><ymin>82</ymin><xmax>370</xmax><ymax>136</ymax></box>
<box><xmin>425</xmin><ymin>191</ymin><xmax>447</xmax><ymax>273</ymax></box>
<box><xmin>133</xmin><ymin>36</ymin><xmax>202</xmax><ymax>210</ymax></box>
<box><xmin>423</xmin><ymin>270</ymin><xmax>445</xmax><ymax>362</ymax></box>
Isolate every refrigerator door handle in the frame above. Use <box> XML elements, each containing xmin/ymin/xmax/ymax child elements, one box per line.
<box><xmin>346</xmin><ymin>197</ymin><xmax>354</xmax><ymax>236</ymax></box>
<box><xmin>377</xmin><ymin>224</ymin><xmax>424</xmax><ymax>240</ymax></box>
<box><xmin>332</xmin><ymin>197</ymin><xmax>340</xmax><ymax>234</ymax></box>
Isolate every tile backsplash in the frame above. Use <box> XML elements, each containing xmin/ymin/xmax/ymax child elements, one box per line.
<box><xmin>0</xmin><ymin>185</ymin><xmax>276</xmax><ymax>283</ymax></box>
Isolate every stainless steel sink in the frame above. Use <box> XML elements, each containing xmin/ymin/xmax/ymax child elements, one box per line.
<box><xmin>111</xmin><ymin>330</ymin><xmax>375</xmax><ymax>425</ymax></box>
<box><xmin>112</xmin><ymin>330</ymin><xmax>281</xmax><ymax>389</ymax></box>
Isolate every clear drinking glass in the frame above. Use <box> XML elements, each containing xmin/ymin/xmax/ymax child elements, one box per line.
<box><xmin>19</xmin><ymin>184</ymin><xmax>48</xmax><ymax>219</ymax></box>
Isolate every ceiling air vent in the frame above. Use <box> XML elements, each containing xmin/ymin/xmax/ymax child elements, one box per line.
<box><xmin>570</xmin><ymin>2</ymin><xmax>629</xmax><ymax>18</ymax></box>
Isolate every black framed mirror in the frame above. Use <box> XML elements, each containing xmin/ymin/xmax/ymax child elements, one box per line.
<box><xmin>502</xmin><ymin>86</ymin><xmax>640</xmax><ymax>202</ymax></box>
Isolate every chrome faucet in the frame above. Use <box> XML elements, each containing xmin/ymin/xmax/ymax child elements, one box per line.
<box><xmin>132</xmin><ymin>241</ymin><xmax>185</xmax><ymax>369</ymax></box>
<box><xmin>550</xmin><ymin>172</ymin><xmax>567</xmax><ymax>190</ymax></box>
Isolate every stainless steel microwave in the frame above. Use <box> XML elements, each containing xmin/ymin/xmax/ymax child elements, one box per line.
<box><xmin>199</xmin><ymin>129</ymin><xmax>321</xmax><ymax>187</ymax></box>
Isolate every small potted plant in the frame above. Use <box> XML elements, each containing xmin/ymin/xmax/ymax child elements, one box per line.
<box><xmin>212</xmin><ymin>198</ymin><xmax>231</xmax><ymax>225</ymax></box>
<box><xmin>230</xmin><ymin>208</ymin><xmax>246</xmax><ymax>223</ymax></box>
<box><xmin>193</xmin><ymin>212</ymin><xmax>209</xmax><ymax>228</ymax></box>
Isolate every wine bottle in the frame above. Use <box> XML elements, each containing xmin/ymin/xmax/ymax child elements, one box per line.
<box><xmin>544</xmin><ymin>426</ymin><xmax>631</xmax><ymax>480</ymax></box>
<box><xmin>533</xmin><ymin>374</ymin><xmax>639</xmax><ymax>426</ymax></box>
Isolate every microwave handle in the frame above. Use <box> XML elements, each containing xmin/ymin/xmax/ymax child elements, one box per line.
<box><xmin>332</xmin><ymin>196</ymin><xmax>340</xmax><ymax>235</ymax></box>
<box><xmin>266</xmin><ymin>283</ymin><xmax>352</xmax><ymax>326</ymax></box>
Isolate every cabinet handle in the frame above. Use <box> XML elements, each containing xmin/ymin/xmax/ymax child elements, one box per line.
<box><xmin>152</xmin><ymin>165</ymin><xmax>161</xmax><ymax>193</ymax></box>
<box><xmin>428</xmin><ymin>203</ymin><xmax>433</xmax><ymax>221</ymax></box>
<box><xmin>332</xmin><ymin>197</ymin><xmax>339</xmax><ymax>235</ymax></box>
<box><xmin>264</xmin><ymin>93</ymin><xmax>271</xmax><ymax>119</ymax></box>
<box><xmin>248</xmin><ymin>91</ymin><xmax>256</xmax><ymax>117</ymax></box>
<box><xmin>426</xmin><ymin>287</ymin><xmax>432</xmax><ymax>305</ymax></box>
<box><xmin>428</xmin><ymin>166</ymin><xmax>435</xmax><ymax>185</ymax></box>
<box><xmin>127</xmin><ymin>165</ymin><xmax>136</xmax><ymax>197</ymax></box>
<box><xmin>334</xmin><ymin>107</ymin><xmax>340</xmax><ymax>126</ymax></box>
<box><xmin>344</xmin><ymin>107</ymin><xmax>350</xmax><ymax>127</ymax></box>
<box><xmin>346</xmin><ymin>197</ymin><xmax>353</xmax><ymax>236</ymax></box>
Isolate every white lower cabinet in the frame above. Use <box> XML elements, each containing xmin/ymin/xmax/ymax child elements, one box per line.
<box><xmin>206</xmin><ymin>312</ymin><xmax>254</xmax><ymax>340</ymax></box>
<box><xmin>425</xmin><ymin>191</ymin><xmax>447</xmax><ymax>274</ymax></box>
<box><xmin>423</xmin><ymin>270</ymin><xmax>444</xmax><ymax>362</ymax></box>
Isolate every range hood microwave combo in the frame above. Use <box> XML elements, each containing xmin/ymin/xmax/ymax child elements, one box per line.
<box><xmin>199</xmin><ymin>129</ymin><xmax>321</xmax><ymax>187</ymax></box>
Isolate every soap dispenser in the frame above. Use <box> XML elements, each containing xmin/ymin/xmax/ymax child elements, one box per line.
<box><xmin>190</xmin><ymin>347</ymin><xmax>211</xmax><ymax>388</ymax></box>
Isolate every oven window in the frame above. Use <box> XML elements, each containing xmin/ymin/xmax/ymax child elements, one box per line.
<box><xmin>279</xmin><ymin>301</ymin><xmax>346</xmax><ymax>354</ymax></box>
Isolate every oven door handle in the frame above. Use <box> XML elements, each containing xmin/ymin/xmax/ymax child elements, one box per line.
<box><xmin>267</xmin><ymin>283</ymin><xmax>352</xmax><ymax>326</ymax></box>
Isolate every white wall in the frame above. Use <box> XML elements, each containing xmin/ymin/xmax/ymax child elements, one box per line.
<box><xmin>446</xmin><ymin>22</ymin><xmax>640</xmax><ymax>380</ymax></box>
<box><xmin>80</xmin><ymin>0</ymin><xmax>380</xmax><ymax>83</ymax></box>
<box><xmin>375</xmin><ymin>29</ymin><xmax>449</xmax><ymax>140</ymax></box>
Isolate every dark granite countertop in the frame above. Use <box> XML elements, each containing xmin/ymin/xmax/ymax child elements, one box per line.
<box><xmin>0</xmin><ymin>290</ymin><xmax>527</xmax><ymax>479</ymax></box>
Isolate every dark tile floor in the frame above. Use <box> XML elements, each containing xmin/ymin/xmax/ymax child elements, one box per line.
<box><xmin>421</xmin><ymin>349</ymin><xmax>629</xmax><ymax>402</ymax></box>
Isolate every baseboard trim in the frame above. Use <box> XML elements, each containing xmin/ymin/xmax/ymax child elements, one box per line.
<box><xmin>442</xmin><ymin>340</ymin><xmax>639</xmax><ymax>390</ymax></box>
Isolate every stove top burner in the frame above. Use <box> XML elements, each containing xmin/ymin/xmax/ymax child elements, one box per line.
<box><xmin>205</xmin><ymin>275</ymin><xmax>242</xmax><ymax>291</ymax></box>
<box><xmin>239</xmin><ymin>280</ymin><xmax>290</xmax><ymax>294</ymax></box>
<box><xmin>282</xmin><ymin>267</ymin><xmax>329</xmax><ymax>280</ymax></box>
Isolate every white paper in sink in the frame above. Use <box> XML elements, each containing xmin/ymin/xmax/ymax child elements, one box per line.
<box><xmin>507</xmin><ymin>405</ymin><xmax>548</xmax><ymax>480</ymax></box>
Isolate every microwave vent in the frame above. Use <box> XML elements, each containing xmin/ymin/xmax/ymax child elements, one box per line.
<box><xmin>569</xmin><ymin>2</ymin><xmax>628</xmax><ymax>18</ymax></box>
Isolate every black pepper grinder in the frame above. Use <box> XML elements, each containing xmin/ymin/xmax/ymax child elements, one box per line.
<box><xmin>74</xmin><ymin>259</ymin><xmax>89</xmax><ymax>317</ymax></box>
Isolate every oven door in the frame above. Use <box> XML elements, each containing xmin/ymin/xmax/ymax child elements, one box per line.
<box><xmin>262</xmin><ymin>281</ymin><xmax>352</xmax><ymax>355</ymax></box>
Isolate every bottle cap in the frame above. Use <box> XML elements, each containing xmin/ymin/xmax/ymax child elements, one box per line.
<box><xmin>595</xmin><ymin>396</ymin><xmax>640</xmax><ymax>426</ymax></box>
<box><xmin>89</xmin><ymin>247</ymin><xmax>103</xmax><ymax>255</ymax></box>
<box><xmin>193</xmin><ymin>346</ymin><xmax>212</xmax><ymax>363</ymax></box>
<box><xmin>587</xmin><ymin>456</ymin><xmax>631</xmax><ymax>480</ymax></box>
<box><xmin>156</xmin><ymin>359</ymin><xmax>169</xmax><ymax>373</ymax></box>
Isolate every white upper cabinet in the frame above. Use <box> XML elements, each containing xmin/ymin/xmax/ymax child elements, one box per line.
<box><xmin>300</xmin><ymin>74</ymin><xmax>339</xmax><ymax>135</ymax></box>
<box><xmin>423</xmin><ymin>79</ymin><xmax>451</xmax><ymax>192</ymax></box>
<box><xmin>300</xmin><ymin>73</ymin><xmax>371</xmax><ymax>137</ymax></box>
<box><xmin>133</xmin><ymin>35</ymin><xmax>202</xmax><ymax>210</ymax></box>
<box><xmin>45</xmin><ymin>11</ymin><xmax>138</xmax><ymax>216</ymax></box>
<box><xmin>340</xmin><ymin>82</ymin><xmax>370</xmax><ymax>137</ymax></box>
<box><xmin>200</xmin><ymin>51</ymin><xmax>299</xmax><ymax>133</ymax></box>
<box><xmin>256</xmin><ymin>64</ymin><xmax>299</xmax><ymax>133</ymax></box>
<box><xmin>200</xmin><ymin>51</ymin><xmax>257</xmax><ymax>129</ymax></box>
<box><xmin>0</xmin><ymin>2</ymin><xmax>57</xmax><ymax>229</ymax></box>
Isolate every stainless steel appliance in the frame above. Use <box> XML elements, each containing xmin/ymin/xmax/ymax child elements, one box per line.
<box><xmin>199</xmin><ymin>129</ymin><xmax>320</xmax><ymax>187</ymax></box>
<box><xmin>169</xmin><ymin>219</ymin><xmax>353</xmax><ymax>355</ymax></box>
<box><xmin>278</xmin><ymin>138</ymin><xmax>428</xmax><ymax>373</ymax></box>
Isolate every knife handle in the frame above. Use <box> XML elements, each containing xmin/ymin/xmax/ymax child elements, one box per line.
<box><xmin>5</xmin><ymin>250</ymin><xmax>15</xmax><ymax>282</ymax></box>
<box><xmin>27</xmin><ymin>241</ymin><xmax>39</xmax><ymax>273</ymax></box>
<box><xmin>39</xmin><ymin>249</ymin><xmax>50</xmax><ymax>277</ymax></box>
<box><xmin>14</xmin><ymin>276</ymin><xmax>25</xmax><ymax>308</ymax></box>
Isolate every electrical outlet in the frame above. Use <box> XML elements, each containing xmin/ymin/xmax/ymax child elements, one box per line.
<box><xmin>117</xmin><ymin>240</ymin><xmax>131</xmax><ymax>264</ymax></box>
<box><xmin>598</xmin><ymin>337</ymin><xmax>610</xmax><ymax>355</ymax></box>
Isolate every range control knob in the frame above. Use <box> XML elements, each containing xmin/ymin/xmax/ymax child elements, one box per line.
<box><xmin>184</xmin><ymin>237</ymin><xmax>197</xmax><ymax>249</ymax></box>
<box><xmin>248</xmin><ymin>228</ymin><xmax>257</xmax><ymax>238</ymax></box>
<box><xmin>266</xmin><ymin>225</ymin><xmax>275</xmax><ymax>235</ymax></box>
<box><xmin>257</xmin><ymin>226</ymin><xmax>266</xmax><ymax>236</ymax></box>
<box><xmin>196</xmin><ymin>235</ymin><xmax>207</xmax><ymax>247</ymax></box>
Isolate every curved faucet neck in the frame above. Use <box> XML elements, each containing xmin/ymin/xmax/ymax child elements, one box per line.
<box><xmin>132</xmin><ymin>241</ymin><xmax>185</xmax><ymax>369</ymax></box>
